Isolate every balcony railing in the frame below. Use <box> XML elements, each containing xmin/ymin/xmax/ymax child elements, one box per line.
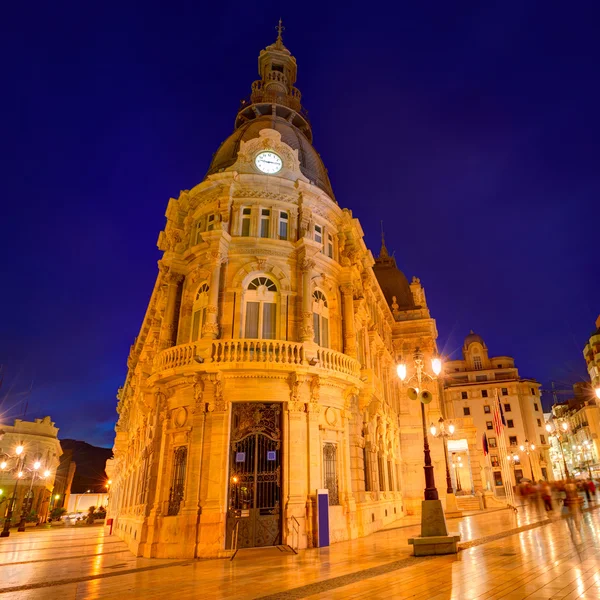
<box><xmin>212</xmin><ymin>339</ymin><xmax>305</xmax><ymax>365</ymax></box>
<box><xmin>154</xmin><ymin>340</ymin><xmax>361</xmax><ymax>379</ymax></box>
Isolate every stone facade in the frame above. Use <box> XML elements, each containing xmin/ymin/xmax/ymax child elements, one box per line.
<box><xmin>0</xmin><ymin>417</ymin><xmax>62</xmax><ymax>523</ymax></box>
<box><xmin>443</xmin><ymin>332</ymin><xmax>550</xmax><ymax>491</ymax></box>
<box><xmin>108</xmin><ymin>29</ymin><xmax>449</xmax><ymax>559</ymax></box>
<box><xmin>584</xmin><ymin>315</ymin><xmax>600</xmax><ymax>390</ymax></box>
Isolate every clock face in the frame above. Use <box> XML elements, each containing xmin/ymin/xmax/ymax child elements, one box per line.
<box><xmin>255</xmin><ymin>151</ymin><xmax>283</xmax><ymax>174</ymax></box>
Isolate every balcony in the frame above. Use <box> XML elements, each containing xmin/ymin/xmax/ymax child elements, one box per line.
<box><xmin>153</xmin><ymin>339</ymin><xmax>361</xmax><ymax>380</ymax></box>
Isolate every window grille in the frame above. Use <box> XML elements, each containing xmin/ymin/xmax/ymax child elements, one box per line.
<box><xmin>378</xmin><ymin>454</ymin><xmax>386</xmax><ymax>491</ymax></box>
<box><xmin>323</xmin><ymin>443</ymin><xmax>339</xmax><ymax>505</ymax></box>
<box><xmin>363</xmin><ymin>446</ymin><xmax>371</xmax><ymax>492</ymax></box>
<box><xmin>387</xmin><ymin>461</ymin><xmax>394</xmax><ymax>492</ymax></box>
<box><xmin>167</xmin><ymin>446</ymin><xmax>187</xmax><ymax>516</ymax></box>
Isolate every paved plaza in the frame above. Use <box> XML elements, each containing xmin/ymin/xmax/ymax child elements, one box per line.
<box><xmin>2</xmin><ymin>504</ymin><xmax>600</xmax><ymax>599</ymax></box>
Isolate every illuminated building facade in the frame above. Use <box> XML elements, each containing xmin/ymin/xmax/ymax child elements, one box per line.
<box><xmin>443</xmin><ymin>332</ymin><xmax>550</xmax><ymax>492</ymax></box>
<box><xmin>108</xmin><ymin>28</ymin><xmax>449</xmax><ymax>558</ymax></box>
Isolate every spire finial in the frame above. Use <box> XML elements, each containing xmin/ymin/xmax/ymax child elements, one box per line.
<box><xmin>276</xmin><ymin>18</ymin><xmax>285</xmax><ymax>44</ymax></box>
<box><xmin>379</xmin><ymin>220</ymin><xmax>389</xmax><ymax>258</ymax></box>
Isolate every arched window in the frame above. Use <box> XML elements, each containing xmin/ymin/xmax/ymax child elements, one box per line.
<box><xmin>312</xmin><ymin>289</ymin><xmax>329</xmax><ymax>347</ymax></box>
<box><xmin>191</xmin><ymin>282</ymin><xmax>209</xmax><ymax>341</ymax></box>
<box><xmin>244</xmin><ymin>276</ymin><xmax>278</xmax><ymax>339</ymax></box>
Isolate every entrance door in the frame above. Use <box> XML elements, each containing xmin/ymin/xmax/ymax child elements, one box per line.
<box><xmin>226</xmin><ymin>403</ymin><xmax>282</xmax><ymax>549</ymax></box>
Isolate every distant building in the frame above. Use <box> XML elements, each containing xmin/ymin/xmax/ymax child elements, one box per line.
<box><xmin>443</xmin><ymin>332</ymin><xmax>550</xmax><ymax>492</ymax></box>
<box><xmin>584</xmin><ymin>315</ymin><xmax>600</xmax><ymax>390</ymax></box>
<box><xmin>550</xmin><ymin>383</ymin><xmax>600</xmax><ymax>479</ymax></box>
<box><xmin>0</xmin><ymin>417</ymin><xmax>62</xmax><ymax>523</ymax></box>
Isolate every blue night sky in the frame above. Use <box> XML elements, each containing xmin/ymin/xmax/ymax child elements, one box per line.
<box><xmin>1</xmin><ymin>2</ymin><xmax>598</xmax><ymax>447</ymax></box>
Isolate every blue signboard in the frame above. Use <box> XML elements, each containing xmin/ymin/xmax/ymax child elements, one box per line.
<box><xmin>235</xmin><ymin>452</ymin><xmax>245</xmax><ymax>463</ymax></box>
<box><xmin>316</xmin><ymin>489</ymin><xmax>330</xmax><ymax>547</ymax></box>
<box><xmin>267</xmin><ymin>451</ymin><xmax>276</xmax><ymax>461</ymax></box>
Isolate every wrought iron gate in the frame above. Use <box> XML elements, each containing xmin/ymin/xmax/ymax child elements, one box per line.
<box><xmin>226</xmin><ymin>402</ymin><xmax>282</xmax><ymax>549</ymax></box>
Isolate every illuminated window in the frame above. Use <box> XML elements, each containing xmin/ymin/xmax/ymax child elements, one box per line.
<box><xmin>486</xmin><ymin>421</ymin><xmax>493</xmax><ymax>430</ymax></box>
<box><xmin>244</xmin><ymin>276</ymin><xmax>277</xmax><ymax>339</ymax></box>
<box><xmin>191</xmin><ymin>283</ymin><xmax>210</xmax><ymax>341</ymax></box>
<box><xmin>509</xmin><ymin>436</ymin><xmax>518</xmax><ymax>446</ymax></box>
<box><xmin>540</xmin><ymin>434</ymin><xmax>546</xmax><ymax>444</ymax></box>
<box><xmin>312</xmin><ymin>290</ymin><xmax>329</xmax><ymax>347</ymax></box>
<box><xmin>484</xmin><ymin>405</ymin><xmax>491</xmax><ymax>413</ymax></box>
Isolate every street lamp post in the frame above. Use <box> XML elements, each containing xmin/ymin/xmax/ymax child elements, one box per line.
<box><xmin>546</xmin><ymin>420</ymin><xmax>570</xmax><ymax>478</ymax></box>
<box><xmin>0</xmin><ymin>443</ymin><xmax>25</xmax><ymax>538</ymax></box>
<box><xmin>17</xmin><ymin>463</ymin><xmax>51</xmax><ymax>532</ymax></box>
<box><xmin>581</xmin><ymin>440</ymin><xmax>593</xmax><ymax>478</ymax></box>
<box><xmin>519</xmin><ymin>440</ymin><xmax>537</xmax><ymax>481</ymax></box>
<box><xmin>430</xmin><ymin>418</ymin><xmax>462</xmax><ymax>517</ymax></box>
<box><xmin>397</xmin><ymin>348</ymin><xmax>460</xmax><ymax>556</ymax></box>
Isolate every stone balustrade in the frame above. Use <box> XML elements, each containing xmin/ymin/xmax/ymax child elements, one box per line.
<box><xmin>211</xmin><ymin>339</ymin><xmax>305</xmax><ymax>365</ymax></box>
<box><xmin>154</xmin><ymin>339</ymin><xmax>361</xmax><ymax>379</ymax></box>
<box><xmin>316</xmin><ymin>347</ymin><xmax>361</xmax><ymax>378</ymax></box>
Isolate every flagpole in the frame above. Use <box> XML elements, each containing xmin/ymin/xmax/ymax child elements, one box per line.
<box><xmin>494</xmin><ymin>389</ymin><xmax>518</xmax><ymax>512</ymax></box>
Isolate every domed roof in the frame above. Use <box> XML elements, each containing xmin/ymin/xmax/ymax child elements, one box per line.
<box><xmin>372</xmin><ymin>238</ymin><xmax>415</xmax><ymax>310</ymax></box>
<box><xmin>464</xmin><ymin>330</ymin><xmax>486</xmax><ymax>347</ymax></box>
<box><xmin>206</xmin><ymin>115</ymin><xmax>335</xmax><ymax>200</ymax></box>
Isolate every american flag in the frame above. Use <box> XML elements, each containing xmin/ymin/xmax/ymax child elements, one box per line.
<box><xmin>493</xmin><ymin>395</ymin><xmax>506</xmax><ymax>436</ymax></box>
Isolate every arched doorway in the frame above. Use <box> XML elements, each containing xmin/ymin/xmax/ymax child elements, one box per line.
<box><xmin>226</xmin><ymin>402</ymin><xmax>282</xmax><ymax>549</ymax></box>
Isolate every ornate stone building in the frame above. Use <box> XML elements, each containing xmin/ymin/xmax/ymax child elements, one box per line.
<box><xmin>0</xmin><ymin>417</ymin><xmax>62</xmax><ymax>524</ymax></box>
<box><xmin>109</xmin><ymin>28</ymin><xmax>449</xmax><ymax>558</ymax></box>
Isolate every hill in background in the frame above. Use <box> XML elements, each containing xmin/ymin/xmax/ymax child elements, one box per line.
<box><xmin>60</xmin><ymin>439</ymin><xmax>113</xmax><ymax>493</ymax></box>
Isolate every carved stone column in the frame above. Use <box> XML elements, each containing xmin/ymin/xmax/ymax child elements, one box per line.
<box><xmin>285</xmin><ymin>373</ymin><xmax>309</xmax><ymax>548</ymax></box>
<box><xmin>340</xmin><ymin>284</ymin><xmax>357</xmax><ymax>357</ymax></box>
<box><xmin>300</xmin><ymin>258</ymin><xmax>315</xmax><ymax>342</ymax></box>
<box><xmin>196</xmin><ymin>373</ymin><xmax>230</xmax><ymax>557</ymax></box>
<box><xmin>203</xmin><ymin>252</ymin><xmax>222</xmax><ymax>340</ymax></box>
<box><xmin>159</xmin><ymin>270</ymin><xmax>184</xmax><ymax>349</ymax></box>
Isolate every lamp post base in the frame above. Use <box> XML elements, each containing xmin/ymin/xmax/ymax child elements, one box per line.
<box><xmin>408</xmin><ymin>499</ymin><xmax>461</xmax><ymax>556</ymax></box>
<box><xmin>17</xmin><ymin>519</ymin><xmax>26</xmax><ymax>532</ymax></box>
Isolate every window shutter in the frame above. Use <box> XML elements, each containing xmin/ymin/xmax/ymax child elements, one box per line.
<box><xmin>313</xmin><ymin>313</ymin><xmax>320</xmax><ymax>344</ymax></box>
<box><xmin>262</xmin><ymin>302</ymin><xmax>277</xmax><ymax>339</ymax></box>
<box><xmin>191</xmin><ymin>310</ymin><xmax>201</xmax><ymax>341</ymax></box>
<box><xmin>245</xmin><ymin>302</ymin><xmax>260</xmax><ymax>338</ymax></box>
